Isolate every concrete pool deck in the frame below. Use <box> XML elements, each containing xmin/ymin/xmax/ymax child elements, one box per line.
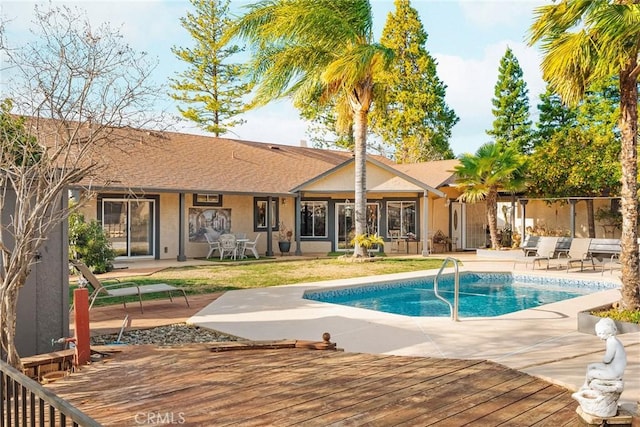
<box><xmin>189</xmin><ymin>253</ymin><xmax>639</xmax><ymax>410</ymax></box>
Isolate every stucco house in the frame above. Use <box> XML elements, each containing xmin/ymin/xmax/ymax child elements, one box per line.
<box><xmin>71</xmin><ymin>127</ymin><xmax>478</xmax><ymax>260</ymax></box>
<box><xmin>71</xmin><ymin>126</ymin><xmax>621</xmax><ymax>261</ymax></box>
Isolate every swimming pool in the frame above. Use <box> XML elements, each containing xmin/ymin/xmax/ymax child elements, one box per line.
<box><xmin>303</xmin><ymin>272</ymin><xmax>618</xmax><ymax>318</ymax></box>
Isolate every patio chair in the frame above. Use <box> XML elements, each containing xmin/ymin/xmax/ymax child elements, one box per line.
<box><xmin>204</xmin><ymin>233</ymin><xmax>221</xmax><ymax>258</ymax></box>
<box><xmin>388</xmin><ymin>230</ymin><xmax>405</xmax><ymax>253</ymax></box>
<box><xmin>518</xmin><ymin>236</ymin><xmax>559</xmax><ymax>270</ymax></box>
<box><xmin>547</xmin><ymin>238</ymin><xmax>594</xmax><ymax>272</ymax></box>
<box><xmin>242</xmin><ymin>233</ymin><xmax>261</xmax><ymax>259</ymax></box>
<box><xmin>519</xmin><ymin>235</ymin><xmax>541</xmax><ymax>256</ymax></box>
<box><xmin>218</xmin><ymin>233</ymin><xmax>238</xmax><ymax>260</ymax></box>
<box><xmin>70</xmin><ymin>260</ymin><xmax>189</xmax><ymax>313</ymax></box>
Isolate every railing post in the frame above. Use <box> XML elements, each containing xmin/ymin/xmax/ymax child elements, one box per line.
<box><xmin>433</xmin><ymin>257</ymin><xmax>460</xmax><ymax>321</ymax></box>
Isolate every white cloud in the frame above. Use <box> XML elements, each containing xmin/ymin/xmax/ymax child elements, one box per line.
<box><xmin>459</xmin><ymin>0</ymin><xmax>550</xmax><ymax>29</ymax></box>
<box><xmin>231</xmin><ymin>102</ymin><xmax>310</xmax><ymax>147</ymax></box>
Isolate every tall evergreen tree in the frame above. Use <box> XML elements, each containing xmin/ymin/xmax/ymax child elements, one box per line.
<box><xmin>170</xmin><ymin>0</ymin><xmax>252</xmax><ymax>136</ymax></box>
<box><xmin>534</xmin><ymin>84</ymin><xmax>578</xmax><ymax>147</ymax></box>
<box><xmin>370</xmin><ymin>0</ymin><xmax>458</xmax><ymax>162</ymax></box>
<box><xmin>487</xmin><ymin>47</ymin><xmax>533</xmax><ymax>154</ymax></box>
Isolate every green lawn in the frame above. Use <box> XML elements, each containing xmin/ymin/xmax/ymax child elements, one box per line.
<box><xmin>72</xmin><ymin>257</ymin><xmax>447</xmax><ymax>307</ymax></box>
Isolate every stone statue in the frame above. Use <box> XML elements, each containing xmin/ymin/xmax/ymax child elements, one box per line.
<box><xmin>572</xmin><ymin>317</ymin><xmax>626</xmax><ymax>418</ymax></box>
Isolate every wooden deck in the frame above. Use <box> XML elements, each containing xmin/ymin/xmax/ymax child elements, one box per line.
<box><xmin>42</xmin><ymin>343</ymin><xmax>582</xmax><ymax>426</ymax></box>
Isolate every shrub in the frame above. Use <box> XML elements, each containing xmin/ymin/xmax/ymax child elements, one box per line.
<box><xmin>69</xmin><ymin>211</ymin><xmax>115</xmax><ymax>273</ymax></box>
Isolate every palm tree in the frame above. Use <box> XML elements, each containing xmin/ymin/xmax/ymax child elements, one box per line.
<box><xmin>453</xmin><ymin>143</ymin><xmax>526</xmax><ymax>250</ymax></box>
<box><xmin>529</xmin><ymin>1</ymin><xmax>640</xmax><ymax>310</ymax></box>
<box><xmin>227</xmin><ymin>0</ymin><xmax>393</xmax><ymax>257</ymax></box>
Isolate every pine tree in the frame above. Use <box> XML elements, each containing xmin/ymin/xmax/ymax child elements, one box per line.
<box><xmin>370</xmin><ymin>0</ymin><xmax>458</xmax><ymax>163</ymax></box>
<box><xmin>487</xmin><ymin>47</ymin><xmax>532</xmax><ymax>154</ymax></box>
<box><xmin>534</xmin><ymin>84</ymin><xmax>578</xmax><ymax>147</ymax></box>
<box><xmin>170</xmin><ymin>0</ymin><xmax>252</xmax><ymax>136</ymax></box>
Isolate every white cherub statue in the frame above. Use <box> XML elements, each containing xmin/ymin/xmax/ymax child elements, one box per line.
<box><xmin>572</xmin><ymin>317</ymin><xmax>627</xmax><ymax>418</ymax></box>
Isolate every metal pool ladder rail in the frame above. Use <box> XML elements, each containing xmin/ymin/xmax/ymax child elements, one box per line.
<box><xmin>433</xmin><ymin>257</ymin><xmax>460</xmax><ymax>321</ymax></box>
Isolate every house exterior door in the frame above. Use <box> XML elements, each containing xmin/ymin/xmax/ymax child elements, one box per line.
<box><xmin>335</xmin><ymin>202</ymin><xmax>379</xmax><ymax>251</ymax></box>
<box><xmin>464</xmin><ymin>202</ymin><xmax>488</xmax><ymax>249</ymax></box>
<box><xmin>102</xmin><ymin>198</ymin><xmax>155</xmax><ymax>258</ymax></box>
<box><xmin>451</xmin><ymin>202</ymin><xmax>463</xmax><ymax>250</ymax></box>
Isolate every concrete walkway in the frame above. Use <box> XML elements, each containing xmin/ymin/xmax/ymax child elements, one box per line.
<box><xmin>188</xmin><ymin>253</ymin><xmax>640</xmax><ymax>412</ymax></box>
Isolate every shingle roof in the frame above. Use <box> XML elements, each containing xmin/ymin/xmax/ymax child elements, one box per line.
<box><xmin>85</xmin><ymin>129</ymin><xmax>363</xmax><ymax>194</ymax></box>
<box><xmin>393</xmin><ymin>159</ymin><xmax>460</xmax><ymax>189</ymax></box>
<box><xmin>29</xmin><ymin>117</ymin><xmax>456</xmax><ymax>195</ymax></box>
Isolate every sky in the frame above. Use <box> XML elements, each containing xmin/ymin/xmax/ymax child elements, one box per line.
<box><xmin>1</xmin><ymin>0</ymin><xmax>551</xmax><ymax>157</ymax></box>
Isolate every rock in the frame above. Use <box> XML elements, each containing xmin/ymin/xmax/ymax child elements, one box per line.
<box><xmin>90</xmin><ymin>323</ymin><xmax>240</xmax><ymax>346</ymax></box>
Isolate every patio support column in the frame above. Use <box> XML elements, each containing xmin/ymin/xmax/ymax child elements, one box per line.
<box><xmin>519</xmin><ymin>199</ymin><xmax>528</xmax><ymax>240</ymax></box>
<box><xmin>510</xmin><ymin>194</ymin><xmax>516</xmax><ymax>233</ymax></box>
<box><xmin>294</xmin><ymin>194</ymin><xmax>302</xmax><ymax>256</ymax></box>
<box><xmin>422</xmin><ymin>191</ymin><xmax>430</xmax><ymax>256</ymax></box>
<box><xmin>266</xmin><ymin>196</ymin><xmax>274</xmax><ymax>257</ymax></box>
<box><xmin>177</xmin><ymin>192</ymin><xmax>187</xmax><ymax>261</ymax></box>
<box><xmin>569</xmin><ymin>198</ymin><xmax>577</xmax><ymax>238</ymax></box>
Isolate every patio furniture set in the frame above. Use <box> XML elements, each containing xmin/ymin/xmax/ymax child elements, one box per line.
<box><xmin>516</xmin><ymin>236</ymin><xmax>622</xmax><ymax>274</ymax></box>
<box><xmin>206</xmin><ymin>233</ymin><xmax>260</xmax><ymax>260</ymax></box>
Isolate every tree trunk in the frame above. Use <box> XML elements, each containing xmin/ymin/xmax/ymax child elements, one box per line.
<box><xmin>618</xmin><ymin>67</ymin><xmax>640</xmax><ymax>310</ymax></box>
<box><xmin>352</xmin><ymin>107</ymin><xmax>368</xmax><ymax>257</ymax></box>
<box><xmin>1</xmin><ymin>282</ymin><xmax>23</xmax><ymax>370</ymax></box>
<box><xmin>486</xmin><ymin>188</ymin><xmax>500</xmax><ymax>249</ymax></box>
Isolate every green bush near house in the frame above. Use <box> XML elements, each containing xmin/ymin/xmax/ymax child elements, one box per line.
<box><xmin>69</xmin><ymin>211</ymin><xmax>116</xmax><ymax>273</ymax></box>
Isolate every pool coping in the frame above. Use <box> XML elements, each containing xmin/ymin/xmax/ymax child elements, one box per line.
<box><xmin>188</xmin><ymin>259</ymin><xmax>639</xmax><ymax>407</ymax></box>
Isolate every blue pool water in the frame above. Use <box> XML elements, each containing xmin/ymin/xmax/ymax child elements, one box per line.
<box><xmin>303</xmin><ymin>273</ymin><xmax>617</xmax><ymax>318</ymax></box>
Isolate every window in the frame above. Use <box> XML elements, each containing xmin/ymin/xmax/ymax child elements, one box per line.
<box><xmin>254</xmin><ymin>198</ymin><xmax>279</xmax><ymax>231</ymax></box>
<box><xmin>193</xmin><ymin>193</ymin><xmax>222</xmax><ymax>206</ymax></box>
<box><xmin>300</xmin><ymin>201</ymin><xmax>327</xmax><ymax>237</ymax></box>
<box><xmin>387</xmin><ymin>201</ymin><xmax>417</xmax><ymax>237</ymax></box>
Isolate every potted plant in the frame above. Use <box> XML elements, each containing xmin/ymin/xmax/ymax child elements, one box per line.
<box><xmin>277</xmin><ymin>222</ymin><xmax>293</xmax><ymax>255</ymax></box>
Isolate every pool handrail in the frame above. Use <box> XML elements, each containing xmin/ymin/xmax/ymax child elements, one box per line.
<box><xmin>433</xmin><ymin>257</ymin><xmax>460</xmax><ymax>321</ymax></box>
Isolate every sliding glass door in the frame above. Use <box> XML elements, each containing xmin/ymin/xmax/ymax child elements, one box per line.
<box><xmin>336</xmin><ymin>202</ymin><xmax>379</xmax><ymax>251</ymax></box>
<box><xmin>102</xmin><ymin>198</ymin><xmax>155</xmax><ymax>258</ymax></box>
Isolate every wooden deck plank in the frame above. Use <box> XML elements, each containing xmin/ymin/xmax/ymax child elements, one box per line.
<box><xmin>201</xmin><ymin>352</ymin><xmax>402</xmax><ymax>420</ymax></box>
<box><xmin>231</xmin><ymin>359</ymin><xmax>486</xmax><ymax>426</ymax></box>
<box><xmin>368</xmin><ymin>365</ymin><xmax>528</xmax><ymax>426</ymax></box>
<box><xmin>531</xmin><ymin>400</ymin><xmax>584</xmax><ymax>426</ymax></box>
<box><xmin>489</xmin><ymin>386</ymin><xmax>571</xmax><ymax>426</ymax></box>
<box><xmin>41</xmin><ymin>344</ymin><xmax>581</xmax><ymax>426</ymax></box>
<box><xmin>316</xmin><ymin>362</ymin><xmax>509</xmax><ymax>427</ymax></box>
<box><xmin>210</xmin><ymin>353</ymin><xmax>442</xmax><ymax>425</ymax></box>
<box><xmin>428</xmin><ymin>379</ymin><xmax>551</xmax><ymax>425</ymax></box>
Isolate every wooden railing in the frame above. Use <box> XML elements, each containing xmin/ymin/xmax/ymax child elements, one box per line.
<box><xmin>1</xmin><ymin>359</ymin><xmax>101</xmax><ymax>427</ymax></box>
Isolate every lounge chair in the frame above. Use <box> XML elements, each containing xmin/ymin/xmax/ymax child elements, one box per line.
<box><xmin>548</xmin><ymin>238</ymin><xmax>594</xmax><ymax>272</ymax></box>
<box><xmin>70</xmin><ymin>260</ymin><xmax>189</xmax><ymax>313</ymax></box>
<box><xmin>517</xmin><ymin>236</ymin><xmax>559</xmax><ymax>270</ymax></box>
<box><xmin>519</xmin><ymin>235</ymin><xmax>541</xmax><ymax>256</ymax></box>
